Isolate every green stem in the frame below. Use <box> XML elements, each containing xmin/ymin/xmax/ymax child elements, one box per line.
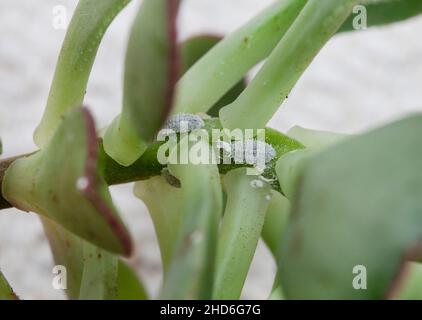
<box><xmin>79</xmin><ymin>244</ymin><xmax>118</xmax><ymax>300</ymax></box>
<box><xmin>220</xmin><ymin>0</ymin><xmax>361</xmax><ymax>130</ymax></box>
<box><xmin>0</xmin><ymin>125</ymin><xmax>304</xmax><ymax>210</ymax></box>
<box><xmin>268</xmin><ymin>271</ymin><xmax>284</xmax><ymax>300</ymax></box>
<box><xmin>134</xmin><ymin>176</ymin><xmax>184</xmax><ymax>271</ymax></box>
<box><xmin>103</xmin><ymin>0</ymin><xmax>181</xmax><ymax>166</ymax></box>
<box><xmin>160</xmin><ymin>139</ymin><xmax>223</xmax><ymax>299</ymax></box>
<box><xmin>261</xmin><ymin>190</ymin><xmax>290</xmax><ymax>258</ymax></box>
<box><xmin>34</xmin><ymin>0</ymin><xmax>131</xmax><ymax>148</ymax></box>
<box><xmin>172</xmin><ymin>0</ymin><xmax>308</xmax><ymax>114</ymax></box>
<box><xmin>261</xmin><ymin>191</ymin><xmax>291</xmax><ymax>300</ymax></box>
<box><xmin>213</xmin><ymin>168</ymin><xmax>272</xmax><ymax>299</ymax></box>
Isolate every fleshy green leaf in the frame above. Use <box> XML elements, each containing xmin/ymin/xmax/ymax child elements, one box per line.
<box><xmin>102</xmin><ymin>116</ymin><xmax>148</xmax><ymax>167</ymax></box>
<box><xmin>261</xmin><ymin>127</ymin><xmax>305</xmax><ymax>191</ymax></box>
<box><xmin>339</xmin><ymin>0</ymin><xmax>422</xmax><ymax>32</ymax></box>
<box><xmin>180</xmin><ymin>36</ymin><xmax>247</xmax><ymax>117</ymax></box>
<box><xmin>41</xmin><ymin>217</ymin><xmax>84</xmax><ymax>300</ymax></box>
<box><xmin>0</xmin><ymin>141</ymin><xmax>10</xmax><ymax>210</ymax></box>
<box><xmin>261</xmin><ymin>190</ymin><xmax>290</xmax><ymax>259</ymax></box>
<box><xmin>79</xmin><ymin>244</ymin><xmax>118</xmax><ymax>300</ymax></box>
<box><xmin>117</xmin><ymin>260</ymin><xmax>148</xmax><ymax>300</ymax></box>
<box><xmin>280</xmin><ymin>114</ymin><xmax>422</xmax><ymax>299</ymax></box>
<box><xmin>268</xmin><ymin>271</ymin><xmax>285</xmax><ymax>300</ymax></box>
<box><xmin>3</xmin><ymin>108</ymin><xmax>132</xmax><ymax>255</ymax></box>
<box><xmin>213</xmin><ymin>168</ymin><xmax>272</xmax><ymax>299</ymax></box>
<box><xmin>287</xmin><ymin>126</ymin><xmax>349</xmax><ymax>149</ymax></box>
<box><xmin>42</xmin><ymin>218</ymin><xmax>147</xmax><ymax>300</ymax></box>
<box><xmin>160</xmin><ymin>138</ymin><xmax>223</xmax><ymax>299</ymax></box>
<box><xmin>0</xmin><ymin>270</ymin><xmax>18</xmax><ymax>300</ymax></box>
<box><xmin>262</xmin><ymin>192</ymin><xmax>291</xmax><ymax>301</ymax></box>
<box><xmin>276</xmin><ymin>127</ymin><xmax>346</xmax><ymax>199</ymax></box>
<box><xmin>268</xmin><ymin>285</ymin><xmax>285</xmax><ymax>300</ymax></box>
<box><xmin>173</xmin><ymin>0</ymin><xmax>308</xmax><ymax>115</ymax></box>
<box><xmin>34</xmin><ymin>0</ymin><xmax>131</xmax><ymax>148</ymax></box>
<box><xmin>103</xmin><ymin>0</ymin><xmax>181</xmax><ymax>166</ymax></box>
<box><xmin>397</xmin><ymin>262</ymin><xmax>422</xmax><ymax>300</ymax></box>
<box><xmin>276</xmin><ymin>149</ymin><xmax>314</xmax><ymax>200</ymax></box>
<box><xmin>134</xmin><ymin>176</ymin><xmax>184</xmax><ymax>271</ymax></box>
<box><xmin>220</xmin><ymin>0</ymin><xmax>361</xmax><ymax>130</ymax></box>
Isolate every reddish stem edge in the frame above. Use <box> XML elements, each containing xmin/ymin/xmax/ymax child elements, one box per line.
<box><xmin>81</xmin><ymin>108</ymin><xmax>133</xmax><ymax>257</ymax></box>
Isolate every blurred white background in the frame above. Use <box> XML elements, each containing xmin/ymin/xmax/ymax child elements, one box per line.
<box><xmin>0</xmin><ymin>0</ymin><xmax>421</xmax><ymax>299</ymax></box>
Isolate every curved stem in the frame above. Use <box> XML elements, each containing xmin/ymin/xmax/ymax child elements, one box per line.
<box><xmin>173</xmin><ymin>0</ymin><xmax>308</xmax><ymax>115</ymax></box>
<box><xmin>220</xmin><ymin>0</ymin><xmax>361</xmax><ymax>130</ymax></box>
<box><xmin>160</xmin><ymin>139</ymin><xmax>223</xmax><ymax>299</ymax></box>
<box><xmin>213</xmin><ymin>168</ymin><xmax>272</xmax><ymax>299</ymax></box>
<box><xmin>34</xmin><ymin>0</ymin><xmax>132</xmax><ymax>148</ymax></box>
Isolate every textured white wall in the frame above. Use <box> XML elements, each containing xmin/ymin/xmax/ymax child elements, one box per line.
<box><xmin>0</xmin><ymin>0</ymin><xmax>421</xmax><ymax>299</ymax></box>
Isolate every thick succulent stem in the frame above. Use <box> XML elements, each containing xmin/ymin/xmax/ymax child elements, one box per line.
<box><xmin>0</xmin><ymin>124</ymin><xmax>303</xmax><ymax>210</ymax></box>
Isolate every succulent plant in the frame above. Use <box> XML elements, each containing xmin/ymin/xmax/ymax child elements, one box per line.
<box><xmin>1</xmin><ymin>0</ymin><xmax>422</xmax><ymax>300</ymax></box>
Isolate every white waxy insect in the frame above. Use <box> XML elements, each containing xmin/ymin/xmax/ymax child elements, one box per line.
<box><xmin>231</xmin><ymin>139</ymin><xmax>276</xmax><ymax>165</ymax></box>
<box><xmin>162</xmin><ymin>113</ymin><xmax>205</xmax><ymax>133</ymax></box>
